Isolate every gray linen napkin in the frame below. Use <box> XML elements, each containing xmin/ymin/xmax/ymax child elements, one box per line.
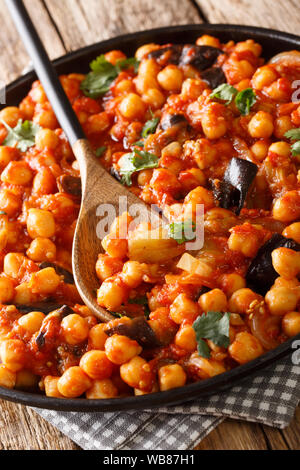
<box><xmin>34</xmin><ymin>354</ymin><xmax>300</xmax><ymax>450</ymax></box>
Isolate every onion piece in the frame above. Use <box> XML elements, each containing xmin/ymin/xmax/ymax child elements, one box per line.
<box><xmin>250</xmin><ymin>311</ymin><xmax>281</xmax><ymax>350</ymax></box>
<box><xmin>269</xmin><ymin>50</ymin><xmax>300</xmax><ymax>77</ymax></box>
<box><xmin>177</xmin><ymin>252</ymin><xmax>213</xmax><ymax>278</ymax></box>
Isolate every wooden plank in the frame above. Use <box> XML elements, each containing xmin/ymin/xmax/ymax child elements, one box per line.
<box><xmin>195</xmin><ymin>0</ymin><xmax>299</xmax><ymax>35</ymax></box>
<box><xmin>0</xmin><ymin>0</ymin><xmax>65</xmax><ymax>84</ymax></box>
<box><xmin>195</xmin><ymin>419</ymin><xmax>268</xmax><ymax>450</ymax></box>
<box><xmin>44</xmin><ymin>0</ymin><xmax>203</xmax><ymax>51</ymax></box>
<box><xmin>281</xmin><ymin>407</ymin><xmax>300</xmax><ymax>450</ymax></box>
<box><xmin>0</xmin><ymin>400</ymin><xmax>79</xmax><ymax>450</ymax></box>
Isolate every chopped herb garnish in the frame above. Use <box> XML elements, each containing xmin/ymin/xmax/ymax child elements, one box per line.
<box><xmin>0</xmin><ymin>210</ymin><xmax>7</xmax><ymax>215</ymax></box>
<box><xmin>80</xmin><ymin>54</ymin><xmax>140</xmax><ymax>98</ymax></box>
<box><xmin>119</xmin><ymin>149</ymin><xmax>159</xmax><ymax>186</ymax></box>
<box><xmin>210</xmin><ymin>84</ymin><xmax>256</xmax><ymax>115</ymax></box>
<box><xmin>141</xmin><ymin>117</ymin><xmax>160</xmax><ymax>138</ymax></box>
<box><xmin>168</xmin><ymin>220</ymin><xmax>196</xmax><ymax>245</ymax></box>
<box><xmin>1</xmin><ymin>119</ymin><xmax>41</xmax><ymax>152</ymax></box>
<box><xmin>284</xmin><ymin>128</ymin><xmax>300</xmax><ymax>156</ymax></box>
<box><xmin>134</xmin><ymin>140</ymin><xmax>144</xmax><ymax>148</ymax></box>
<box><xmin>95</xmin><ymin>146</ymin><xmax>107</xmax><ymax>157</ymax></box>
<box><xmin>235</xmin><ymin>88</ymin><xmax>257</xmax><ymax>115</ymax></box>
<box><xmin>209</xmin><ymin>83</ymin><xmax>237</xmax><ymax>105</ymax></box>
<box><xmin>192</xmin><ymin>311</ymin><xmax>231</xmax><ymax>358</ymax></box>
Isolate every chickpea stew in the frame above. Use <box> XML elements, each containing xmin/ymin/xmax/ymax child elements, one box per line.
<box><xmin>0</xmin><ymin>35</ymin><xmax>300</xmax><ymax>400</ymax></box>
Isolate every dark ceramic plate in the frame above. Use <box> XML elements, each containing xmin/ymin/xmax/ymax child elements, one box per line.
<box><xmin>1</xmin><ymin>24</ymin><xmax>300</xmax><ymax>412</ymax></box>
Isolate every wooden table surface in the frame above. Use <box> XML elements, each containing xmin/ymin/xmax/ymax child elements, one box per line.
<box><xmin>0</xmin><ymin>0</ymin><xmax>299</xmax><ymax>451</ymax></box>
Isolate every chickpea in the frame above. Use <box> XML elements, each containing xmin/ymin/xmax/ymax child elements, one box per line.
<box><xmin>29</xmin><ymin>267</ymin><xmax>61</xmax><ymax>295</ymax></box>
<box><xmin>89</xmin><ymin>323</ymin><xmax>108</xmax><ymax>350</ymax></box>
<box><xmin>228</xmin><ymin>228</ymin><xmax>261</xmax><ymax>258</ymax></box>
<box><xmin>219</xmin><ymin>273</ymin><xmax>246</xmax><ymax>298</ymax></box>
<box><xmin>189</xmin><ymin>353</ymin><xmax>226</xmax><ymax>379</ymax></box>
<box><xmin>61</xmin><ymin>314</ymin><xmax>89</xmax><ymax>345</ymax></box>
<box><xmin>271</xmin><ymin>247</ymin><xmax>300</xmax><ymax>279</ymax></box>
<box><xmin>95</xmin><ymin>254</ymin><xmax>123</xmax><ymax>282</ymax></box>
<box><xmin>32</xmin><ymin>168</ymin><xmax>56</xmax><ymax>196</ymax></box>
<box><xmin>235</xmin><ymin>39</ymin><xmax>262</xmax><ymax>57</ymax></box>
<box><xmin>250</xmin><ymin>140</ymin><xmax>269</xmax><ymax>161</ymax></box>
<box><xmin>0</xmin><ymin>364</ymin><xmax>16</xmax><ymax>389</ymax></box>
<box><xmin>135</xmin><ymin>59</ymin><xmax>160</xmax><ymax>94</ymax></box>
<box><xmin>27</xmin><ymin>208</ymin><xmax>56</xmax><ymax>239</ymax></box>
<box><xmin>3</xmin><ymin>253</ymin><xmax>25</xmax><ymax>279</ymax></box>
<box><xmin>228</xmin><ymin>288</ymin><xmax>262</xmax><ymax>314</ymax></box>
<box><xmin>134</xmin><ymin>383</ymin><xmax>159</xmax><ymax>396</ymax></box>
<box><xmin>251</xmin><ymin>65</ymin><xmax>277</xmax><ymax>90</ymax></box>
<box><xmin>0</xmin><ymin>339</ymin><xmax>26</xmax><ymax>372</ymax></box>
<box><xmin>86</xmin><ymin>378</ymin><xmax>118</xmax><ymax>399</ymax></box>
<box><xmin>282</xmin><ymin>222</ymin><xmax>300</xmax><ymax>244</ymax></box>
<box><xmin>282</xmin><ymin>311</ymin><xmax>300</xmax><ymax>337</ymax></box>
<box><xmin>181</xmin><ymin>78</ymin><xmax>206</xmax><ymax>100</ymax></box>
<box><xmin>274</xmin><ymin>115</ymin><xmax>293</xmax><ymax>139</ymax></box>
<box><xmin>0</xmin><ymin>277</ymin><xmax>15</xmax><ymax>303</ymax></box>
<box><xmin>273</xmin><ymin>191</ymin><xmax>300</xmax><ymax>223</ymax></box>
<box><xmin>196</xmin><ymin>35</ymin><xmax>221</xmax><ymax>48</ymax></box>
<box><xmin>137</xmin><ymin>169</ymin><xmax>153</xmax><ymax>186</ymax></box>
<box><xmin>0</xmin><ymin>147</ymin><xmax>19</xmax><ymax>168</ymax></box>
<box><xmin>248</xmin><ymin>111</ymin><xmax>274</xmax><ymax>138</ymax></box>
<box><xmin>142</xmin><ymin>88</ymin><xmax>165</xmax><ymax>109</ymax></box>
<box><xmin>0</xmin><ymin>189</ymin><xmax>21</xmax><ymax>217</ymax></box>
<box><xmin>97</xmin><ymin>277</ymin><xmax>128</xmax><ymax>311</ymax></box>
<box><xmin>120</xmin><ymin>356</ymin><xmax>153</xmax><ymax>390</ymax></box>
<box><xmin>33</xmin><ymin>109</ymin><xmax>58</xmax><ymax>129</ymax></box>
<box><xmin>274</xmin><ymin>277</ymin><xmax>300</xmax><ymax>289</ymax></box>
<box><xmin>229</xmin><ymin>331</ymin><xmax>264</xmax><ymax>364</ymax></box>
<box><xmin>101</xmin><ymin>235</ymin><xmax>128</xmax><ymax>259</ymax></box>
<box><xmin>18</xmin><ymin>311</ymin><xmax>45</xmax><ymax>335</ymax></box>
<box><xmin>199</xmin><ymin>288</ymin><xmax>228</xmax><ymax>312</ymax></box>
<box><xmin>14</xmin><ymin>282</ymin><xmax>34</xmax><ymax>305</ymax></box>
<box><xmin>201</xmin><ymin>108</ymin><xmax>227</xmax><ymax>140</ymax></box>
<box><xmin>265</xmin><ymin>287</ymin><xmax>298</xmax><ymax>316</ymax></box>
<box><xmin>157</xmin><ymin>65</ymin><xmax>183</xmax><ymax>92</ymax></box>
<box><xmin>184</xmin><ymin>138</ymin><xmax>217</xmax><ymax>170</ymax></box>
<box><xmin>170</xmin><ymin>293</ymin><xmax>199</xmax><ymax>324</ymax></box>
<box><xmin>105</xmin><ymin>334</ymin><xmax>142</xmax><ymax>365</ymax></box>
<box><xmin>57</xmin><ymin>366</ymin><xmax>92</xmax><ymax>398</ymax></box>
<box><xmin>184</xmin><ymin>186</ymin><xmax>215</xmax><ymax>213</ymax></box>
<box><xmin>175</xmin><ymin>324</ymin><xmax>197</xmax><ymax>352</ymax></box>
<box><xmin>121</xmin><ymin>261</ymin><xmax>145</xmax><ymax>288</ymax></box>
<box><xmin>158</xmin><ymin>364</ymin><xmax>187</xmax><ymax>391</ymax></box>
<box><xmin>269</xmin><ymin>141</ymin><xmax>290</xmax><ymax>157</ymax></box>
<box><xmin>30</xmin><ymin>83</ymin><xmax>47</xmax><ymax>103</ymax></box>
<box><xmin>0</xmin><ymin>106</ymin><xmax>23</xmax><ymax>127</ymax></box>
<box><xmin>26</xmin><ymin>237</ymin><xmax>56</xmax><ymax>262</ymax></box>
<box><xmin>114</xmin><ymin>79</ymin><xmax>135</xmax><ymax>95</ymax></box>
<box><xmin>135</xmin><ymin>43</ymin><xmax>159</xmax><ymax>60</ymax></box>
<box><xmin>44</xmin><ymin>376</ymin><xmax>64</xmax><ymax>398</ymax></box>
<box><xmin>80</xmin><ymin>349</ymin><xmax>114</xmax><ymax>383</ymax></box>
<box><xmin>35</xmin><ymin>128</ymin><xmax>59</xmax><ymax>150</ymax></box>
<box><xmin>119</xmin><ymin>93</ymin><xmax>146</xmax><ymax>120</ymax></box>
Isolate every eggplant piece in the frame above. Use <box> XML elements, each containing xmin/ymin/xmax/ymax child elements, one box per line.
<box><xmin>179</xmin><ymin>45</ymin><xmax>224</xmax><ymax>71</ymax></box>
<box><xmin>57</xmin><ymin>175</ymin><xmax>81</xmax><ymax>197</ymax></box>
<box><xmin>246</xmin><ymin>233</ymin><xmax>300</xmax><ymax>295</ymax></box>
<box><xmin>105</xmin><ymin>317</ymin><xmax>158</xmax><ymax>348</ymax></box>
<box><xmin>39</xmin><ymin>262</ymin><xmax>74</xmax><ymax>284</ymax></box>
<box><xmin>160</xmin><ymin>113</ymin><xmax>188</xmax><ymax>131</ymax></box>
<box><xmin>110</xmin><ymin>166</ymin><xmax>122</xmax><ymax>182</ymax></box>
<box><xmin>16</xmin><ymin>301</ymin><xmax>68</xmax><ymax>315</ymax></box>
<box><xmin>214</xmin><ymin>157</ymin><xmax>258</xmax><ymax>215</ymax></box>
<box><xmin>200</xmin><ymin>66</ymin><xmax>226</xmax><ymax>89</ymax></box>
<box><xmin>148</xmin><ymin>45</ymin><xmax>182</xmax><ymax>64</ymax></box>
<box><xmin>35</xmin><ymin>331</ymin><xmax>46</xmax><ymax>349</ymax></box>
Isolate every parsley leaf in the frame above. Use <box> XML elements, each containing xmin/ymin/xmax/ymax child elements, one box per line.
<box><xmin>119</xmin><ymin>149</ymin><xmax>159</xmax><ymax>186</ymax></box>
<box><xmin>134</xmin><ymin>140</ymin><xmax>144</xmax><ymax>148</ymax></box>
<box><xmin>141</xmin><ymin>117</ymin><xmax>160</xmax><ymax>138</ymax></box>
<box><xmin>81</xmin><ymin>54</ymin><xmax>140</xmax><ymax>98</ymax></box>
<box><xmin>291</xmin><ymin>141</ymin><xmax>300</xmax><ymax>156</ymax></box>
<box><xmin>168</xmin><ymin>220</ymin><xmax>196</xmax><ymax>245</ymax></box>
<box><xmin>235</xmin><ymin>88</ymin><xmax>257</xmax><ymax>115</ymax></box>
<box><xmin>210</xmin><ymin>83</ymin><xmax>237</xmax><ymax>105</ymax></box>
<box><xmin>95</xmin><ymin>146</ymin><xmax>107</xmax><ymax>157</ymax></box>
<box><xmin>192</xmin><ymin>311</ymin><xmax>231</xmax><ymax>359</ymax></box>
<box><xmin>0</xmin><ymin>210</ymin><xmax>7</xmax><ymax>215</ymax></box>
<box><xmin>284</xmin><ymin>128</ymin><xmax>300</xmax><ymax>140</ymax></box>
<box><xmin>1</xmin><ymin>119</ymin><xmax>41</xmax><ymax>152</ymax></box>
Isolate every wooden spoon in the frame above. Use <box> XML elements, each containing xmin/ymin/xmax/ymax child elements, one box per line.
<box><xmin>6</xmin><ymin>0</ymin><xmax>148</xmax><ymax>322</ymax></box>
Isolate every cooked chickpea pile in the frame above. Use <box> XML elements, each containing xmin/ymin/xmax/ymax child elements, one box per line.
<box><xmin>0</xmin><ymin>36</ymin><xmax>300</xmax><ymax>399</ymax></box>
